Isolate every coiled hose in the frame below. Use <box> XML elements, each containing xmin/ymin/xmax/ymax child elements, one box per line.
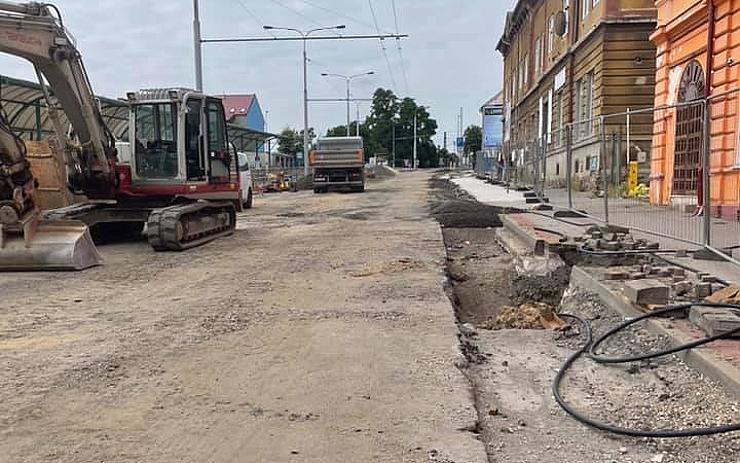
<box><xmin>553</xmin><ymin>303</ymin><xmax>740</xmax><ymax>437</ymax></box>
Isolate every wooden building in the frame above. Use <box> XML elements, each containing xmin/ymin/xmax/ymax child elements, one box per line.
<box><xmin>497</xmin><ymin>0</ymin><xmax>658</xmax><ymax>183</ymax></box>
<box><xmin>650</xmin><ymin>0</ymin><xmax>740</xmax><ymax>220</ymax></box>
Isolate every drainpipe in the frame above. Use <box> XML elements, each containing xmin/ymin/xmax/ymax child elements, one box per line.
<box><xmin>699</xmin><ymin>0</ymin><xmax>715</xmax><ymax>214</ymax></box>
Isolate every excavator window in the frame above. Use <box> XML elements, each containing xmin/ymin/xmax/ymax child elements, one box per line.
<box><xmin>206</xmin><ymin>99</ymin><xmax>231</xmax><ymax>183</ymax></box>
<box><xmin>134</xmin><ymin>103</ymin><xmax>178</xmax><ymax>179</ymax></box>
<box><xmin>185</xmin><ymin>98</ymin><xmax>206</xmax><ymax>181</ymax></box>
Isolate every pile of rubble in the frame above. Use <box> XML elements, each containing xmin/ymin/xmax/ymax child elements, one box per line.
<box><xmin>486</xmin><ymin>302</ymin><xmax>564</xmax><ymax>330</ymax></box>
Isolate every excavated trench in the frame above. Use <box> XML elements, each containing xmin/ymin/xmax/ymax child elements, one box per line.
<box><xmin>429</xmin><ymin>175</ymin><xmax>740</xmax><ymax>463</ymax></box>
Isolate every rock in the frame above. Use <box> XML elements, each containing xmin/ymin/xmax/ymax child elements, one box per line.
<box><xmin>650</xmin><ymin>453</ymin><xmax>665</xmax><ymax>463</ymax></box>
<box><xmin>619</xmin><ymin>447</ymin><xmax>628</xmax><ymax>454</ymax></box>
<box><xmin>689</xmin><ymin>306</ymin><xmax>740</xmax><ymax>338</ymax></box>
<box><xmin>605</xmin><ymin>270</ymin><xmax>630</xmax><ymax>281</ymax></box>
<box><xmin>705</xmin><ymin>284</ymin><xmax>740</xmax><ymax>304</ymax></box>
<box><xmin>671</xmin><ymin>280</ymin><xmax>693</xmax><ymax>296</ymax></box>
<box><xmin>694</xmin><ymin>282</ymin><xmax>712</xmax><ymax>298</ymax></box>
<box><xmin>459</xmin><ymin>323</ymin><xmax>477</xmax><ymax>337</ymax></box>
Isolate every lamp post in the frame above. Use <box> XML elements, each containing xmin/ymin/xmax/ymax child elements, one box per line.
<box><xmin>321</xmin><ymin>71</ymin><xmax>375</xmax><ymax>136</ymax></box>
<box><xmin>263</xmin><ymin>24</ymin><xmax>346</xmax><ymax>177</ymax></box>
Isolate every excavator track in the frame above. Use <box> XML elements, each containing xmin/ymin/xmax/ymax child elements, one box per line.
<box><xmin>146</xmin><ymin>201</ymin><xmax>236</xmax><ymax>252</ymax></box>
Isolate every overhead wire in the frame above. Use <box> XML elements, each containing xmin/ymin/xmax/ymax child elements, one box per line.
<box><xmin>266</xmin><ymin>0</ymin><xmax>342</xmax><ymax>36</ymax></box>
<box><xmin>299</xmin><ymin>0</ymin><xmax>386</xmax><ymax>33</ymax></box>
<box><xmin>367</xmin><ymin>0</ymin><xmax>398</xmax><ymax>91</ymax></box>
<box><xmin>389</xmin><ymin>0</ymin><xmax>409</xmax><ymax>94</ymax></box>
<box><xmin>234</xmin><ymin>0</ymin><xmax>276</xmax><ymax>37</ymax></box>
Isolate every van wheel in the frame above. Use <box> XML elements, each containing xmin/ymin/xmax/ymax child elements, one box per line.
<box><xmin>244</xmin><ymin>188</ymin><xmax>254</xmax><ymax>209</ymax></box>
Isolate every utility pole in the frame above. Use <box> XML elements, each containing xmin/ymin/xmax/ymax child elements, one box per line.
<box><xmin>193</xmin><ymin>0</ymin><xmax>203</xmax><ymax>91</ymax></box>
<box><xmin>413</xmin><ymin>111</ymin><xmax>418</xmax><ymax>170</ymax></box>
<box><xmin>322</xmin><ymin>71</ymin><xmax>374</xmax><ymax>137</ymax></box>
<box><xmin>356</xmin><ymin>104</ymin><xmax>361</xmax><ymax>137</ymax></box>
<box><xmin>392</xmin><ymin>123</ymin><xmax>396</xmax><ymax>168</ymax></box>
<box><xmin>263</xmin><ymin>26</ymin><xmax>348</xmax><ymax>177</ymax></box>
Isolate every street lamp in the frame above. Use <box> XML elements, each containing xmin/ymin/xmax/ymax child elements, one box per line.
<box><xmin>321</xmin><ymin>71</ymin><xmax>375</xmax><ymax>136</ymax></box>
<box><xmin>263</xmin><ymin>24</ymin><xmax>346</xmax><ymax>177</ymax></box>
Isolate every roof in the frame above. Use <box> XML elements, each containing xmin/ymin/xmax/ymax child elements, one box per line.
<box><xmin>0</xmin><ymin>74</ymin><xmax>130</xmax><ymax>140</ymax></box>
<box><xmin>480</xmin><ymin>90</ymin><xmax>504</xmax><ymax>111</ymax></box>
<box><xmin>220</xmin><ymin>94</ymin><xmax>256</xmax><ymax>120</ymax></box>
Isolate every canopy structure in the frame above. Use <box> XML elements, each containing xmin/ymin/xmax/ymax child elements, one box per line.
<box><xmin>0</xmin><ymin>74</ymin><xmax>277</xmax><ymax>150</ymax></box>
<box><xmin>0</xmin><ymin>74</ymin><xmax>130</xmax><ymax>140</ymax></box>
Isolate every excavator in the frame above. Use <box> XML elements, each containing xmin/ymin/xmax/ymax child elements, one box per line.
<box><xmin>0</xmin><ymin>2</ymin><xmax>241</xmax><ymax>271</ymax></box>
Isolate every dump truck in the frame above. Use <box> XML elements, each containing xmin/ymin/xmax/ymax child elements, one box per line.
<box><xmin>310</xmin><ymin>136</ymin><xmax>365</xmax><ymax>193</ymax></box>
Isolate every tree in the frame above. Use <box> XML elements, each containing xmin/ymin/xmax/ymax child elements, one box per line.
<box><xmin>277</xmin><ymin>128</ymin><xmax>301</xmax><ymax>157</ymax></box>
<box><xmin>278</xmin><ymin>127</ymin><xmax>316</xmax><ymax>165</ymax></box>
<box><xmin>464</xmin><ymin>125</ymin><xmax>483</xmax><ymax>155</ymax></box>
<box><xmin>323</xmin><ymin>88</ymin><xmax>439</xmax><ymax>167</ymax></box>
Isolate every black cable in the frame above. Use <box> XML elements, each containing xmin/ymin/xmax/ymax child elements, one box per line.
<box><xmin>553</xmin><ymin>304</ymin><xmax>740</xmax><ymax>438</ymax></box>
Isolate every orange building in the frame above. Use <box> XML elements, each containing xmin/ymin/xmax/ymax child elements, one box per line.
<box><xmin>651</xmin><ymin>0</ymin><xmax>740</xmax><ymax>220</ymax></box>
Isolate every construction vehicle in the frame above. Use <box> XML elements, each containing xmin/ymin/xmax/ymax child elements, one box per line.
<box><xmin>310</xmin><ymin>136</ymin><xmax>365</xmax><ymax>193</ymax></box>
<box><xmin>0</xmin><ymin>2</ymin><xmax>241</xmax><ymax>271</ymax></box>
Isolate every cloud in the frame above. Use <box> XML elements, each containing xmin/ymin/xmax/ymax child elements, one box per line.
<box><xmin>0</xmin><ymin>0</ymin><xmax>515</xmax><ymax>143</ymax></box>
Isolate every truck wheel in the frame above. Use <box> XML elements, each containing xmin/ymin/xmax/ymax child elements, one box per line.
<box><xmin>243</xmin><ymin>188</ymin><xmax>254</xmax><ymax>209</ymax></box>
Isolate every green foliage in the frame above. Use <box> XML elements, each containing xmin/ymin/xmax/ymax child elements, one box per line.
<box><xmin>326</xmin><ymin>88</ymin><xmax>439</xmax><ymax>167</ymax></box>
<box><xmin>464</xmin><ymin>125</ymin><xmax>483</xmax><ymax>155</ymax></box>
<box><xmin>278</xmin><ymin>127</ymin><xmax>316</xmax><ymax>158</ymax></box>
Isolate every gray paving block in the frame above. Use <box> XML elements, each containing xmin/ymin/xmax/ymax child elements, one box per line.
<box><xmin>623</xmin><ymin>279</ymin><xmax>669</xmax><ymax>305</ymax></box>
<box><xmin>689</xmin><ymin>307</ymin><xmax>740</xmax><ymax>338</ymax></box>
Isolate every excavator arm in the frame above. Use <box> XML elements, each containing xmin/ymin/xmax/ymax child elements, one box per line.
<box><xmin>0</xmin><ymin>1</ymin><xmax>115</xmax><ymax>270</ymax></box>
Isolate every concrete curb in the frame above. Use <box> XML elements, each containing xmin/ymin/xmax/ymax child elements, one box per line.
<box><xmin>500</xmin><ymin>214</ymin><xmax>548</xmax><ymax>256</ymax></box>
<box><xmin>571</xmin><ymin>266</ymin><xmax>740</xmax><ymax>399</ymax></box>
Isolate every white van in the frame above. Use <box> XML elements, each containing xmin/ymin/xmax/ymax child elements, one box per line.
<box><xmin>236</xmin><ymin>150</ymin><xmax>253</xmax><ymax>209</ymax></box>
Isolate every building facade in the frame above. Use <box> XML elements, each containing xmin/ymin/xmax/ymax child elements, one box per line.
<box><xmin>497</xmin><ymin>0</ymin><xmax>658</xmax><ymax>184</ymax></box>
<box><xmin>650</xmin><ymin>0</ymin><xmax>740</xmax><ymax>220</ymax></box>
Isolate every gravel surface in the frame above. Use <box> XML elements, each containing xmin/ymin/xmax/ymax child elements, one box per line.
<box><xmin>0</xmin><ymin>172</ymin><xmax>487</xmax><ymax>463</ymax></box>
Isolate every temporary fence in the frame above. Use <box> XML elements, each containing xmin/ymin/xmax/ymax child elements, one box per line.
<box><xmin>505</xmin><ymin>88</ymin><xmax>740</xmax><ymax>267</ymax></box>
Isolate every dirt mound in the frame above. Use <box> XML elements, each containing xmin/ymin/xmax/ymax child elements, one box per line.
<box><xmin>367</xmin><ymin>165</ymin><xmax>397</xmax><ymax>179</ymax></box>
<box><xmin>487</xmin><ymin>302</ymin><xmax>564</xmax><ymax>330</ymax></box>
<box><xmin>428</xmin><ymin>178</ymin><xmax>511</xmax><ymax>228</ymax></box>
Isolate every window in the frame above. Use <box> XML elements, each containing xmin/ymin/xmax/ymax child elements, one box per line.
<box><xmin>522</xmin><ymin>54</ymin><xmax>528</xmax><ymax>87</ymax></box>
<box><xmin>582</xmin><ymin>0</ymin><xmax>590</xmax><ymax>19</ymax></box>
<box><xmin>206</xmin><ymin>99</ymin><xmax>230</xmax><ymax>182</ymax></box>
<box><xmin>575</xmin><ymin>72</ymin><xmax>594</xmax><ymax>139</ymax></box>
<box><xmin>547</xmin><ymin>15</ymin><xmax>555</xmax><ymax>55</ymax></box>
<box><xmin>207</xmin><ymin>101</ymin><xmax>226</xmax><ymax>154</ymax></box>
<box><xmin>534</xmin><ymin>36</ymin><xmax>542</xmax><ymax>74</ymax></box>
<box><xmin>563</xmin><ymin>0</ymin><xmax>570</xmax><ymax>32</ymax></box>
<box><xmin>134</xmin><ymin>103</ymin><xmax>178</xmax><ymax>178</ymax></box>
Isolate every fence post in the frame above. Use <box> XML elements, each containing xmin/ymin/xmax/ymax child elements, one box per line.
<box><xmin>566</xmin><ymin>125</ymin><xmax>573</xmax><ymax>209</ymax></box>
<box><xmin>702</xmin><ymin>98</ymin><xmax>711</xmax><ymax>246</ymax></box>
<box><xmin>542</xmin><ymin>135</ymin><xmax>547</xmax><ymax>199</ymax></box>
<box><xmin>600</xmin><ymin>117</ymin><xmax>610</xmax><ymax>224</ymax></box>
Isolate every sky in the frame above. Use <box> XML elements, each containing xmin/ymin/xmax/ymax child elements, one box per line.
<box><xmin>0</xmin><ymin>0</ymin><xmax>517</xmax><ymax>147</ymax></box>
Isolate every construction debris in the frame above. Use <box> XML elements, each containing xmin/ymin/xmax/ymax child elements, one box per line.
<box><xmin>705</xmin><ymin>285</ymin><xmax>740</xmax><ymax>305</ymax></box>
<box><xmin>623</xmin><ymin>279</ymin><xmax>670</xmax><ymax>305</ymax></box>
<box><xmin>488</xmin><ymin>302</ymin><xmax>564</xmax><ymax>330</ymax></box>
<box><xmin>689</xmin><ymin>306</ymin><xmax>740</xmax><ymax>338</ymax></box>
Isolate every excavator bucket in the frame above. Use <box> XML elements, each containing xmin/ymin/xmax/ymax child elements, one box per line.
<box><xmin>0</xmin><ymin>220</ymin><xmax>101</xmax><ymax>271</ymax></box>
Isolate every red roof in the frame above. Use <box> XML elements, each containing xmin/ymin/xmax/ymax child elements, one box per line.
<box><xmin>221</xmin><ymin>94</ymin><xmax>255</xmax><ymax>120</ymax></box>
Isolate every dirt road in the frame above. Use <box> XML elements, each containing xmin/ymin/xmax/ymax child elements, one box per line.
<box><xmin>0</xmin><ymin>172</ymin><xmax>486</xmax><ymax>462</ymax></box>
